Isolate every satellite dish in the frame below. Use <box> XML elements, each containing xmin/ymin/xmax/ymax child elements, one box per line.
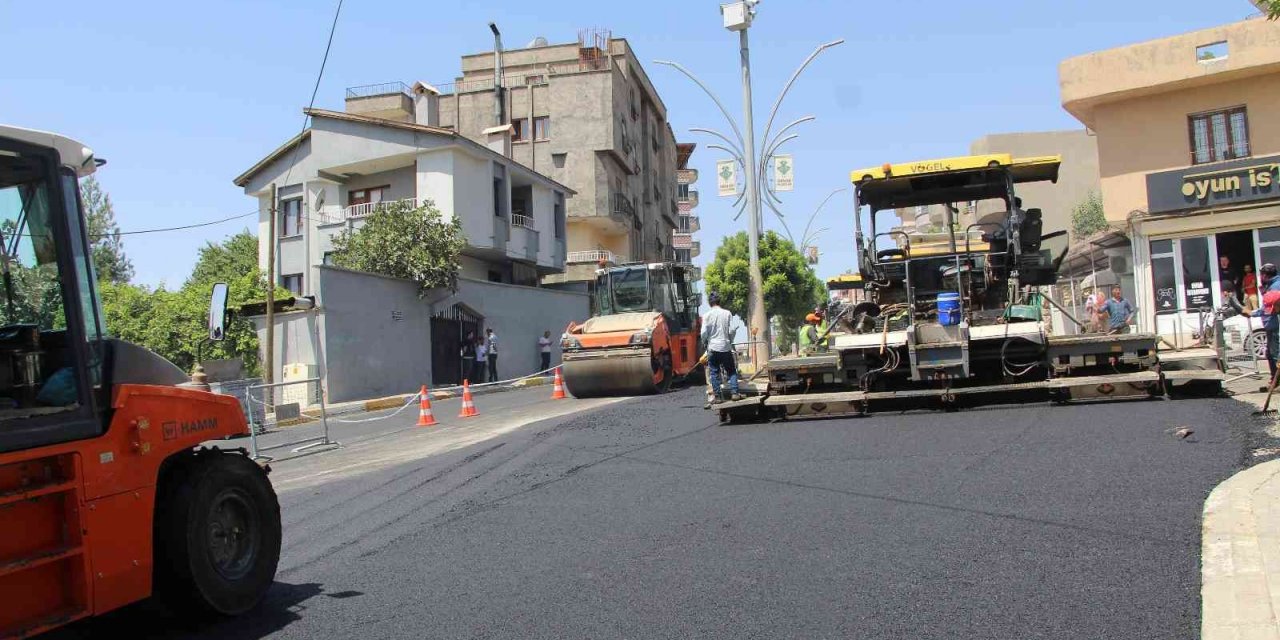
<box><xmin>527</xmin><ymin>36</ymin><xmax>549</xmax><ymax>48</ymax></box>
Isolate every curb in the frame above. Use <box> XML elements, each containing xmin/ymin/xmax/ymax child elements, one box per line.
<box><xmin>1201</xmin><ymin>459</ymin><xmax>1280</xmax><ymax>638</ymax></box>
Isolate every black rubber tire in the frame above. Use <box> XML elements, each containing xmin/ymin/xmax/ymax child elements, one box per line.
<box><xmin>154</xmin><ymin>450</ymin><xmax>281</xmax><ymax>617</ymax></box>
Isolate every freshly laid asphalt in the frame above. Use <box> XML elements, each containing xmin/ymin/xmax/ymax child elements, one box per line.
<box><xmin>52</xmin><ymin>386</ymin><xmax>1271</xmax><ymax>639</ymax></box>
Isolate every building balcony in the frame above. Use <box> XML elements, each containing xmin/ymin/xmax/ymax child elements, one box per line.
<box><xmin>671</xmin><ymin>230</ymin><xmax>694</xmax><ymax>250</ymax></box>
<box><xmin>613</xmin><ymin>193</ymin><xmax>636</xmax><ymax>223</ymax></box>
<box><xmin>324</xmin><ymin>197</ymin><xmax>421</xmax><ymax>224</ymax></box>
<box><xmin>566</xmin><ymin>249</ymin><xmax>616</xmax><ymax>265</ymax></box>
<box><xmin>677</xmin><ymin>189</ymin><xmax>699</xmax><ymax>209</ymax></box>
<box><xmin>344</xmin><ymin>82</ymin><xmax>413</xmax><ymax>121</ymax></box>
<box><xmin>508</xmin><ymin>224</ymin><xmax>540</xmax><ymax>263</ymax></box>
<box><xmin>677</xmin><ymin>168</ymin><xmax>699</xmax><ymax>185</ymax></box>
<box><xmin>690</xmin><ymin>240</ymin><xmax>701</xmax><ymax>258</ymax></box>
<box><xmin>679</xmin><ymin>214</ymin><xmax>700</xmax><ymax>233</ymax></box>
<box><xmin>511</xmin><ymin>213</ymin><xmax>535</xmax><ymax>230</ymax></box>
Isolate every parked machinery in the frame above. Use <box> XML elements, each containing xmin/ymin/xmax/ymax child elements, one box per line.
<box><xmin>560</xmin><ymin>262</ymin><xmax>702</xmax><ymax>397</ymax></box>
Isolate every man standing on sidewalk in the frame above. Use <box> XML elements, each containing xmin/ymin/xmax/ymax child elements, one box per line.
<box><xmin>538</xmin><ymin>330</ymin><xmax>554</xmax><ymax>373</ymax></box>
<box><xmin>486</xmin><ymin>328</ymin><xmax>499</xmax><ymax>382</ymax></box>
<box><xmin>460</xmin><ymin>332</ymin><xmax>477</xmax><ymax>384</ymax></box>
<box><xmin>702</xmin><ymin>292</ymin><xmax>742</xmax><ymax>407</ymax></box>
<box><xmin>1260</xmin><ymin>263</ymin><xmax>1280</xmax><ymax>389</ymax></box>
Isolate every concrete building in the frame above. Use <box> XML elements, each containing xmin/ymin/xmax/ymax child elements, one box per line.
<box><xmin>1060</xmin><ymin>12</ymin><xmax>1280</xmax><ymax>339</ymax></box>
<box><xmin>234</xmin><ymin>84</ymin><xmax>583</xmax><ymax>394</ymax></box>
<box><xmin>344</xmin><ymin>31</ymin><xmax>681</xmax><ymax>288</ymax></box>
<box><xmin>673</xmin><ymin>142</ymin><xmax>702</xmax><ymax>280</ymax></box>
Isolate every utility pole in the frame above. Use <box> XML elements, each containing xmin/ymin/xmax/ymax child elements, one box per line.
<box><xmin>737</xmin><ymin>18</ymin><xmax>769</xmax><ymax>367</ymax></box>
<box><xmin>265</xmin><ymin>183</ymin><xmax>276</xmax><ymax>386</ymax></box>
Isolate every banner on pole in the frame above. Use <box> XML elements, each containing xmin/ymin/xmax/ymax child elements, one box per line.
<box><xmin>774</xmin><ymin>155</ymin><xmax>794</xmax><ymax>192</ymax></box>
<box><xmin>716</xmin><ymin>160</ymin><xmax>737</xmax><ymax>197</ymax></box>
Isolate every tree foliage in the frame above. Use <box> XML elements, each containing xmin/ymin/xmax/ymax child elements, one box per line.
<box><xmin>80</xmin><ymin>176</ymin><xmax>134</xmax><ymax>284</ymax></box>
<box><xmin>1264</xmin><ymin>0</ymin><xmax>1280</xmax><ymax>19</ymax></box>
<box><xmin>704</xmin><ymin>231</ymin><xmax>824</xmax><ymax>351</ymax></box>
<box><xmin>1070</xmin><ymin>191</ymin><xmax>1108</xmax><ymax>240</ymax></box>
<box><xmin>329</xmin><ymin>200</ymin><xmax>465</xmax><ymax>296</ymax></box>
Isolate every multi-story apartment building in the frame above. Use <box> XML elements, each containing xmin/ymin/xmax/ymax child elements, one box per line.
<box><xmin>673</xmin><ymin>142</ymin><xmax>702</xmax><ymax>280</ymax></box>
<box><xmin>235</xmin><ymin>85</ymin><xmax>572</xmax><ymax>296</ymax></box>
<box><xmin>398</xmin><ymin>30</ymin><xmax>680</xmax><ymax>287</ymax></box>
<box><xmin>1060</xmin><ymin>12</ymin><xmax>1280</xmax><ymax>336</ymax></box>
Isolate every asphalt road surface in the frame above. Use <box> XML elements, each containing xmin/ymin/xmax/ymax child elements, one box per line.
<box><xmin>51</xmin><ymin>387</ymin><xmax>1270</xmax><ymax>639</ymax></box>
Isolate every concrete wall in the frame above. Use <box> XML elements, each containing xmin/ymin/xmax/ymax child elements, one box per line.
<box><xmin>1090</xmin><ymin>74</ymin><xmax>1280</xmax><ymax>221</ymax></box>
<box><xmin>969</xmin><ymin>129</ymin><xmax>1101</xmax><ymax>234</ymax></box>
<box><xmin>315</xmin><ymin>267</ymin><xmax>432</xmax><ymax>403</ymax></box>
<box><xmin>435</xmin><ymin>277</ymin><xmax>590</xmax><ymax>379</ymax></box>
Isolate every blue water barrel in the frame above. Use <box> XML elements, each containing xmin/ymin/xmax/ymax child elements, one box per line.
<box><xmin>937</xmin><ymin>292</ymin><xmax>962</xmax><ymax>326</ymax></box>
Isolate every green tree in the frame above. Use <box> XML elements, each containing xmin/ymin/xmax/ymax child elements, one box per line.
<box><xmin>99</xmin><ymin>230</ymin><xmax>281</xmax><ymax>376</ymax></box>
<box><xmin>1070</xmin><ymin>191</ymin><xmax>1108</xmax><ymax>240</ymax></box>
<box><xmin>1263</xmin><ymin>1</ymin><xmax>1280</xmax><ymax>19</ymax></box>
<box><xmin>329</xmin><ymin>200</ymin><xmax>465</xmax><ymax>296</ymax></box>
<box><xmin>80</xmin><ymin>176</ymin><xmax>134</xmax><ymax>284</ymax></box>
<box><xmin>704</xmin><ymin>231</ymin><xmax>824</xmax><ymax>352</ymax></box>
<box><xmin>186</xmin><ymin>230</ymin><xmax>259</xmax><ymax>288</ymax></box>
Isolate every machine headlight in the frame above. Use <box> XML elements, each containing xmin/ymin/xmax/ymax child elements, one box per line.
<box><xmin>629</xmin><ymin>330</ymin><xmax>652</xmax><ymax>345</ymax></box>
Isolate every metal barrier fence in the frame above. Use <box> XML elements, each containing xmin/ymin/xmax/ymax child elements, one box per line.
<box><xmin>246</xmin><ymin>377</ymin><xmax>339</xmax><ymax>462</ymax></box>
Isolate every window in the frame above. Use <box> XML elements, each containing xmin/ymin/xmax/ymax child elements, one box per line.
<box><xmin>281</xmin><ymin>274</ymin><xmax>303</xmax><ymax>295</ymax></box>
<box><xmin>1189</xmin><ymin>107</ymin><xmax>1249</xmax><ymax>164</ymax></box>
<box><xmin>323</xmin><ymin>251</ymin><xmax>337</xmax><ymax>266</ymax></box>
<box><xmin>533</xmin><ymin>116</ymin><xmax>550</xmax><ymax>140</ymax></box>
<box><xmin>554</xmin><ymin>192</ymin><xmax>566</xmax><ymax>239</ymax></box>
<box><xmin>552</xmin><ymin>153</ymin><xmax>567</xmax><ymax>169</ymax></box>
<box><xmin>678</xmin><ymin>183</ymin><xmax>690</xmax><ymax>199</ymax></box>
<box><xmin>1180</xmin><ymin>237</ymin><xmax>1212</xmax><ymax>309</ymax></box>
<box><xmin>512</xmin><ymin>118</ymin><xmax>527</xmax><ymax>142</ymax></box>
<box><xmin>493</xmin><ymin>164</ymin><xmax>507</xmax><ymax>218</ymax></box>
<box><xmin>280</xmin><ymin>198</ymin><xmax>302</xmax><ymax>237</ymax></box>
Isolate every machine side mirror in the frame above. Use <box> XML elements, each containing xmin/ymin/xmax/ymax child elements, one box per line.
<box><xmin>208</xmin><ymin>282</ymin><xmax>229</xmax><ymax>342</ymax></box>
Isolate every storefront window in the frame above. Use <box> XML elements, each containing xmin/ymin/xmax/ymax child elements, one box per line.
<box><xmin>1180</xmin><ymin>237</ymin><xmax>1212</xmax><ymax>310</ymax></box>
<box><xmin>1261</xmin><ymin>226</ymin><xmax>1280</xmax><ymax>274</ymax></box>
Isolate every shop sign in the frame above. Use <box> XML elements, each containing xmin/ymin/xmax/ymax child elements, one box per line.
<box><xmin>1147</xmin><ymin>154</ymin><xmax>1280</xmax><ymax>214</ymax></box>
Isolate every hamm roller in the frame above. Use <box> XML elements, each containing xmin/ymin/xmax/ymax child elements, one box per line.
<box><xmin>560</xmin><ymin>263</ymin><xmax>703</xmax><ymax>397</ymax></box>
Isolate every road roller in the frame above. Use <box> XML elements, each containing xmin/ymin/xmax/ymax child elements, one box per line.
<box><xmin>560</xmin><ymin>262</ymin><xmax>703</xmax><ymax>397</ymax></box>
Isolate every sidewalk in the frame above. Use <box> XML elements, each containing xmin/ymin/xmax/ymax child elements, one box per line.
<box><xmin>312</xmin><ymin>373</ymin><xmax>554</xmax><ymax>418</ymax></box>
<box><xmin>1203</xmin><ymin>373</ymin><xmax>1280</xmax><ymax>640</ymax></box>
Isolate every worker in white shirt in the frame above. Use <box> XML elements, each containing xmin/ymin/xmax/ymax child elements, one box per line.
<box><xmin>538</xmin><ymin>330</ymin><xmax>554</xmax><ymax>373</ymax></box>
<box><xmin>701</xmin><ymin>291</ymin><xmax>742</xmax><ymax>406</ymax></box>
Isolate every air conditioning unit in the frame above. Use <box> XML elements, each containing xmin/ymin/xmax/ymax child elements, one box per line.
<box><xmin>1109</xmin><ymin>255</ymin><xmax>1130</xmax><ymax>275</ymax></box>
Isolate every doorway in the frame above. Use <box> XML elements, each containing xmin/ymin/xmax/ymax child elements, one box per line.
<box><xmin>1216</xmin><ymin>230</ymin><xmax>1255</xmax><ymax>304</ymax></box>
<box><xmin>430</xmin><ymin>304</ymin><xmax>482</xmax><ymax>386</ymax></box>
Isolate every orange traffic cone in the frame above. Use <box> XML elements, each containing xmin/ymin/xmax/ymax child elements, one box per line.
<box><xmin>551</xmin><ymin>367</ymin><xmax>567</xmax><ymax>400</ymax></box>
<box><xmin>416</xmin><ymin>385</ymin><xmax>437</xmax><ymax>427</ymax></box>
<box><xmin>458</xmin><ymin>380</ymin><xmax>479</xmax><ymax>418</ymax></box>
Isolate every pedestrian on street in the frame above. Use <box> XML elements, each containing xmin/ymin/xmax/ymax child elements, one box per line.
<box><xmin>1243</xmin><ymin>263</ymin><xmax>1260</xmax><ymax>313</ymax></box>
<box><xmin>473</xmin><ymin>337</ymin><xmax>488</xmax><ymax>385</ymax></box>
<box><xmin>1101</xmin><ymin>285</ymin><xmax>1135</xmax><ymax>335</ymax></box>
<box><xmin>460</xmin><ymin>332</ymin><xmax>477</xmax><ymax>384</ymax></box>
<box><xmin>1260</xmin><ymin>263</ymin><xmax>1280</xmax><ymax>389</ymax></box>
<box><xmin>701</xmin><ymin>291</ymin><xmax>742</xmax><ymax>407</ymax></box>
<box><xmin>539</xmin><ymin>330</ymin><xmax>554</xmax><ymax>373</ymax></box>
<box><xmin>486</xmin><ymin>328</ymin><xmax>499</xmax><ymax>382</ymax></box>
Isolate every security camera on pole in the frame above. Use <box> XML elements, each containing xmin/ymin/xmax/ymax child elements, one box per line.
<box><xmin>656</xmin><ymin>4</ymin><xmax>842</xmax><ymax>368</ymax></box>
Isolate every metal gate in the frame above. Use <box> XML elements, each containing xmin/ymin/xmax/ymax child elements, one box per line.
<box><xmin>431</xmin><ymin>303</ymin><xmax>482</xmax><ymax>386</ymax></box>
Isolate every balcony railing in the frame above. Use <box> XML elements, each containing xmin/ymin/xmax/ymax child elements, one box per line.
<box><xmin>677</xmin><ymin>168</ymin><xmax>699</xmax><ymax>184</ymax></box>
<box><xmin>327</xmin><ymin>197</ymin><xmax>420</xmax><ymax>223</ymax></box>
<box><xmin>671</xmin><ymin>231</ymin><xmax>693</xmax><ymax>250</ymax></box>
<box><xmin>566</xmin><ymin>250</ymin><xmax>615</xmax><ymax>264</ymax></box>
<box><xmin>677</xmin><ymin>189</ymin><xmax>699</xmax><ymax>208</ymax></box>
<box><xmin>613</xmin><ymin>193</ymin><xmax>635</xmax><ymax>219</ymax></box>
<box><xmin>430</xmin><ymin>57</ymin><xmax>613</xmax><ymax>96</ymax></box>
<box><xmin>690</xmin><ymin>241</ymin><xmax>701</xmax><ymax>258</ymax></box>
<box><xmin>346</xmin><ymin>81</ymin><xmax>411</xmax><ymax>99</ymax></box>
<box><xmin>511</xmin><ymin>213</ymin><xmax>535</xmax><ymax>229</ymax></box>
<box><xmin>679</xmin><ymin>214</ymin><xmax>700</xmax><ymax>233</ymax></box>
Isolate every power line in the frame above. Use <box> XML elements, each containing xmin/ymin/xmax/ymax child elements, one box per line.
<box><xmin>108</xmin><ymin>210</ymin><xmax>258</xmax><ymax>237</ymax></box>
<box><xmin>280</xmin><ymin>0</ymin><xmax>344</xmax><ymax>189</ymax></box>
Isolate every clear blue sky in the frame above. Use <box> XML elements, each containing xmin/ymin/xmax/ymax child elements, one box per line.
<box><xmin>0</xmin><ymin>0</ymin><xmax>1265</xmax><ymax>288</ymax></box>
